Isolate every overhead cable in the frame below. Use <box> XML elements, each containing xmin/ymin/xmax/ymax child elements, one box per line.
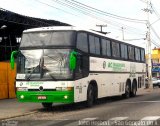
<box><xmin>67</xmin><ymin>0</ymin><xmax>146</xmax><ymax>23</ymax></box>
<box><xmin>35</xmin><ymin>0</ymin><xmax>78</xmax><ymax>17</ymax></box>
<box><xmin>150</xmin><ymin>26</ymin><xmax>160</xmax><ymax>41</ymax></box>
<box><xmin>151</xmin><ymin>39</ymin><xmax>160</xmax><ymax>47</ymax></box>
<box><xmin>52</xmin><ymin>0</ymin><xmax>146</xmax><ymax>35</ymax></box>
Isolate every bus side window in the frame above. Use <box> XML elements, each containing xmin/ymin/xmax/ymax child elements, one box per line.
<box><xmin>101</xmin><ymin>38</ymin><xmax>111</xmax><ymax>57</ymax></box>
<box><xmin>135</xmin><ymin>48</ymin><xmax>141</xmax><ymax>61</ymax></box>
<box><xmin>76</xmin><ymin>32</ymin><xmax>88</xmax><ymax>53</ymax></box>
<box><xmin>112</xmin><ymin>41</ymin><xmax>120</xmax><ymax>58</ymax></box>
<box><xmin>120</xmin><ymin>44</ymin><xmax>128</xmax><ymax>60</ymax></box>
<box><xmin>128</xmin><ymin>46</ymin><xmax>135</xmax><ymax>61</ymax></box>
<box><xmin>141</xmin><ymin>49</ymin><xmax>145</xmax><ymax>62</ymax></box>
<box><xmin>89</xmin><ymin>35</ymin><xmax>100</xmax><ymax>55</ymax></box>
<box><xmin>95</xmin><ymin>37</ymin><xmax>100</xmax><ymax>55</ymax></box>
<box><xmin>75</xmin><ymin>53</ymin><xmax>89</xmax><ymax>79</ymax></box>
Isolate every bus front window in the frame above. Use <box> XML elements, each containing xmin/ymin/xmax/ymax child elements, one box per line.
<box><xmin>17</xmin><ymin>49</ymin><xmax>73</xmax><ymax>80</ymax></box>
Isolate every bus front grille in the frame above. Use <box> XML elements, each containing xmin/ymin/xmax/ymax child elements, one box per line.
<box><xmin>28</xmin><ymin>89</ymin><xmax>56</xmax><ymax>91</ymax></box>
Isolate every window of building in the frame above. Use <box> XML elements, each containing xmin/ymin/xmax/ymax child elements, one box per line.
<box><xmin>101</xmin><ymin>39</ymin><xmax>111</xmax><ymax>56</ymax></box>
<box><xmin>112</xmin><ymin>41</ymin><xmax>120</xmax><ymax>58</ymax></box>
<box><xmin>77</xmin><ymin>32</ymin><xmax>88</xmax><ymax>52</ymax></box>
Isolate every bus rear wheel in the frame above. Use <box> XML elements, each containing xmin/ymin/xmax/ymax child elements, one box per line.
<box><xmin>42</xmin><ymin>103</ymin><xmax>53</xmax><ymax>109</ymax></box>
<box><xmin>131</xmin><ymin>82</ymin><xmax>137</xmax><ymax>97</ymax></box>
<box><xmin>123</xmin><ymin>82</ymin><xmax>131</xmax><ymax>98</ymax></box>
<box><xmin>86</xmin><ymin>85</ymin><xmax>94</xmax><ymax>107</ymax></box>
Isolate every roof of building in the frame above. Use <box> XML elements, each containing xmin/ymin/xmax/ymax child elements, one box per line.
<box><xmin>0</xmin><ymin>8</ymin><xmax>70</xmax><ymax>37</ymax></box>
<box><xmin>152</xmin><ymin>48</ymin><xmax>160</xmax><ymax>50</ymax></box>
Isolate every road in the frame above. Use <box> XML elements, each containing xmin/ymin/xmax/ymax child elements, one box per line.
<box><xmin>1</xmin><ymin>88</ymin><xmax>160</xmax><ymax>126</ymax></box>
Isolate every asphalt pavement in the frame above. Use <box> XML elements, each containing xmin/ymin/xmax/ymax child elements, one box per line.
<box><xmin>0</xmin><ymin>88</ymin><xmax>159</xmax><ymax>126</ymax></box>
<box><xmin>0</xmin><ymin>98</ymin><xmax>41</xmax><ymax>120</ymax></box>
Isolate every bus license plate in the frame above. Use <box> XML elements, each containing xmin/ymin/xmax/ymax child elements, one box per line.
<box><xmin>38</xmin><ymin>96</ymin><xmax>46</xmax><ymax>100</ymax></box>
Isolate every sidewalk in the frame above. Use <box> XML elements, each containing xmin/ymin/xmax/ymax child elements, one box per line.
<box><xmin>0</xmin><ymin>98</ymin><xmax>41</xmax><ymax>120</ymax></box>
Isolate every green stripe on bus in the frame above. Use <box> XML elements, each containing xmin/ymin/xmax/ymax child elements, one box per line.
<box><xmin>16</xmin><ymin>91</ymin><xmax>74</xmax><ymax>103</ymax></box>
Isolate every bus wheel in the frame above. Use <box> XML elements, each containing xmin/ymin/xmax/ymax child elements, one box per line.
<box><xmin>123</xmin><ymin>82</ymin><xmax>131</xmax><ymax>98</ymax></box>
<box><xmin>42</xmin><ymin>103</ymin><xmax>53</xmax><ymax>109</ymax></box>
<box><xmin>131</xmin><ymin>83</ymin><xmax>137</xmax><ymax>97</ymax></box>
<box><xmin>86</xmin><ymin>85</ymin><xmax>94</xmax><ymax>107</ymax></box>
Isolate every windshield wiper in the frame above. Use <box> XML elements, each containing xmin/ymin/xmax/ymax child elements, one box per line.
<box><xmin>48</xmin><ymin>73</ymin><xmax>57</xmax><ymax>81</ymax></box>
<box><xmin>26</xmin><ymin>65</ymin><xmax>40</xmax><ymax>80</ymax></box>
<box><xmin>40</xmin><ymin>57</ymin><xmax>57</xmax><ymax>81</ymax></box>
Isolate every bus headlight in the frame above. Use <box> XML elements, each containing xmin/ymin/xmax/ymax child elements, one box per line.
<box><xmin>20</xmin><ymin>95</ymin><xmax>24</xmax><ymax>99</ymax></box>
<box><xmin>17</xmin><ymin>87</ymin><xmax>28</xmax><ymax>91</ymax></box>
<box><xmin>64</xmin><ymin>95</ymin><xmax>68</xmax><ymax>99</ymax></box>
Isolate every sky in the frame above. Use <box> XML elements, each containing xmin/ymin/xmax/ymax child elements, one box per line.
<box><xmin>0</xmin><ymin>0</ymin><xmax>160</xmax><ymax>50</ymax></box>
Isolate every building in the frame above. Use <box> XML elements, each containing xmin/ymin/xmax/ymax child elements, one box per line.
<box><xmin>146</xmin><ymin>48</ymin><xmax>160</xmax><ymax>78</ymax></box>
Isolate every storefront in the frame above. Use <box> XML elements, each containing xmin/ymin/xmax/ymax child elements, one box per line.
<box><xmin>152</xmin><ymin>63</ymin><xmax>160</xmax><ymax>78</ymax></box>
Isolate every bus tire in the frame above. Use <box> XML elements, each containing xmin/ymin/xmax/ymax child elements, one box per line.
<box><xmin>86</xmin><ymin>84</ymin><xmax>94</xmax><ymax>107</ymax></box>
<box><xmin>131</xmin><ymin>82</ymin><xmax>137</xmax><ymax>97</ymax></box>
<box><xmin>42</xmin><ymin>103</ymin><xmax>52</xmax><ymax>109</ymax></box>
<box><xmin>123</xmin><ymin>81</ymin><xmax>131</xmax><ymax>98</ymax></box>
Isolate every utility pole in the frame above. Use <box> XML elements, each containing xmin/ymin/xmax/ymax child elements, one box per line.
<box><xmin>143</xmin><ymin>0</ymin><xmax>152</xmax><ymax>89</ymax></box>
<box><xmin>96</xmin><ymin>24</ymin><xmax>107</xmax><ymax>32</ymax></box>
<box><xmin>121</xmin><ymin>27</ymin><xmax>125</xmax><ymax>40</ymax></box>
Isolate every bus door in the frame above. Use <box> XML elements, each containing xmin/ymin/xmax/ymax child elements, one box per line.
<box><xmin>74</xmin><ymin>53</ymin><xmax>89</xmax><ymax>102</ymax></box>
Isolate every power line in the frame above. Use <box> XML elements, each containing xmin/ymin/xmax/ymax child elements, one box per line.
<box><xmin>59</xmin><ymin>0</ymin><xmax>146</xmax><ymax>30</ymax></box>
<box><xmin>151</xmin><ymin>39</ymin><xmax>160</xmax><ymax>47</ymax></box>
<box><xmin>52</xmin><ymin>0</ymin><xmax>146</xmax><ymax>35</ymax></box>
<box><xmin>149</xmin><ymin>2</ymin><xmax>160</xmax><ymax>47</ymax></box>
<box><xmin>150</xmin><ymin>26</ymin><xmax>160</xmax><ymax>41</ymax></box>
<box><xmin>68</xmin><ymin>0</ymin><xmax>146</xmax><ymax>23</ymax></box>
<box><xmin>20</xmin><ymin>0</ymin><xmax>146</xmax><ymax>37</ymax></box>
<box><xmin>150</xmin><ymin>2</ymin><xmax>160</xmax><ymax>19</ymax></box>
<box><xmin>35</xmin><ymin>0</ymin><xmax>78</xmax><ymax>17</ymax></box>
<box><xmin>32</xmin><ymin>0</ymin><xmax>100</xmax><ymax>28</ymax></box>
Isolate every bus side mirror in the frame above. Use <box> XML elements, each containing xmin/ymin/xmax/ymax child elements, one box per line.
<box><xmin>10</xmin><ymin>51</ymin><xmax>18</xmax><ymax>70</ymax></box>
<box><xmin>69</xmin><ymin>51</ymin><xmax>77</xmax><ymax>71</ymax></box>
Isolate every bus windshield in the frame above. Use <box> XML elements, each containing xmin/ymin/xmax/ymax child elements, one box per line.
<box><xmin>17</xmin><ymin>49</ymin><xmax>73</xmax><ymax>80</ymax></box>
<box><xmin>20</xmin><ymin>31</ymin><xmax>76</xmax><ymax>47</ymax></box>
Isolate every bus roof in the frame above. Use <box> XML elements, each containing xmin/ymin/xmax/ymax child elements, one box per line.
<box><xmin>23</xmin><ymin>26</ymin><xmax>108</xmax><ymax>38</ymax></box>
<box><xmin>23</xmin><ymin>26</ymin><xmax>84</xmax><ymax>32</ymax></box>
<box><xmin>23</xmin><ymin>26</ymin><xmax>145</xmax><ymax>49</ymax></box>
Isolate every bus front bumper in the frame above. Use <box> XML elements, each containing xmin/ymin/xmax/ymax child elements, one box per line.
<box><xmin>16</xmin><ymin>91</ymin><xmax>74</xmax><ymax>103</ymax></box>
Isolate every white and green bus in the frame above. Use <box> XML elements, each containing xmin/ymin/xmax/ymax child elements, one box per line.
<box><xmin>11</xmin><ymin>26</ymin><xmax>146</xmax><ymax>108</ymax></box>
